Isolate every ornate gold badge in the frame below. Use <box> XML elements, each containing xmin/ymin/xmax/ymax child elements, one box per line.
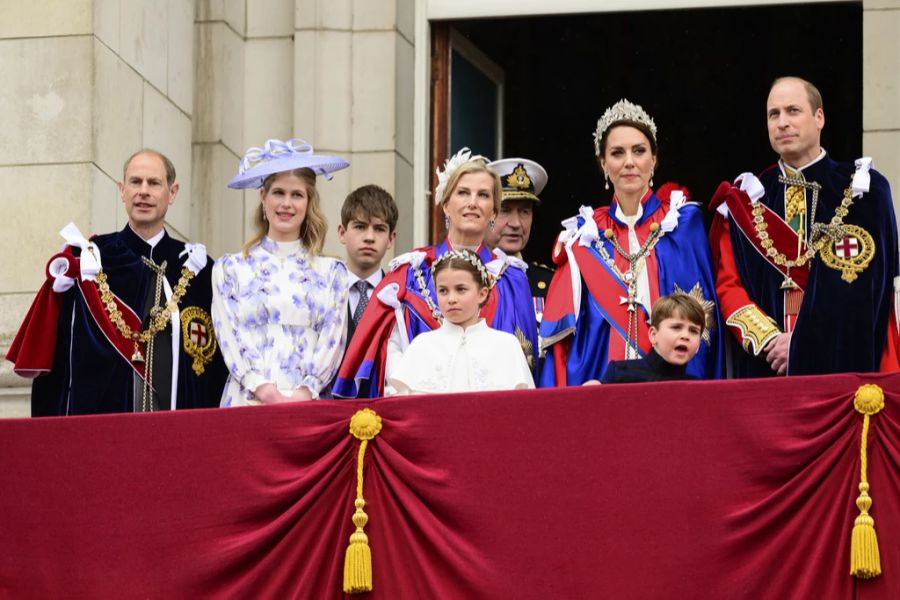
<box><xmin>506</xmin><ymin>164</ymin><xmax>532</xmax><ymax>191</ymax></box>
<box><xmin>819</xmin><ymin>224</ymin><xmax>876</xmax><ymax>283</ymax></box>
<box><xmin>181</xmin><ymin>306</ymin><xmax>217</xmax><ymax>375</ymax></box>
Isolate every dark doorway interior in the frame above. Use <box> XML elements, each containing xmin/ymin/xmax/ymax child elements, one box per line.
<box><xmin>445</xmin><ymin>2</ymin><xmax>862</xmax><ymax>265</ymax></box>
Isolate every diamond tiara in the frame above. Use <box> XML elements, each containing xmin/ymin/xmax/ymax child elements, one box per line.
<box><xmin>432</xmin><ymin>249</ymin><xmax>492</xmax><ymax>287</ymax></box>
<box><xmin>593</xmin><ymin>99</ymin><xmax>658</xmax><ymax>156</ymax></box>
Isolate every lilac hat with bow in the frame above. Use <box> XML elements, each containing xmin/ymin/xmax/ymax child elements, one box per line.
<box><xmin>228</xmin><ymin>138</ymin><xmax>349</xmax><ymax>189</ymax></box>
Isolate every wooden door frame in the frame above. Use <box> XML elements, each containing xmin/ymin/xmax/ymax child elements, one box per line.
<box><xmin>429</xmin><ymin>22</ymin><xmax>451</xmax><ymax>244</ymax></box>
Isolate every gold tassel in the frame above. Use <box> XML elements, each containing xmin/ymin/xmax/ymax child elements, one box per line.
<box><xmin>850</xmin><ymin>384</ymin><xmax>884</xmax><ymax>579</ymax></box>
<box><xmin>343</xmin><ymin>408</ymin><xmax>382</xmax><ymax>594</ymax></box>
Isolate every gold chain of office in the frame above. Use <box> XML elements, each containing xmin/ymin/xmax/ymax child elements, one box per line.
<box><xmin>96</xmin><ymin>264</ymin><xmax>195</xmax><ymax>351</ymax></box>
<box><xmin>752</xmin><ymin>177</ymin><xmax>855</xmax><ymax>268</ymax></box>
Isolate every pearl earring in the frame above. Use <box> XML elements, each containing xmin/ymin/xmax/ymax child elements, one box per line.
<box><xmin>604</xmin><ymin>171</ymin><xmax>610</xmax><ymax>191</ymax></box>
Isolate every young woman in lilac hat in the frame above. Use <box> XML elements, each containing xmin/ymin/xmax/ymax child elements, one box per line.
<box><xmin>212</xmin><ymin>139</ymin><xmax>350</xmax><ymax>406</ymax></box>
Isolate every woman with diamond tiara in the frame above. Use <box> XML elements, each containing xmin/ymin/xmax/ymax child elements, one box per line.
<box><xmin>333</xmin><ymin>149</ymin><xmax>538</xmax><ymax>397</ymax></box>
<box><xmin>388</xmin><ymin>249</ymin><xmax>535</xmax><ymax>394</ymax></box>
<box><xmin>212</xmin><ymin>139</ymin><xmax>350</xmax><ymax>406</ymax></box>
<box><xmin>540</xmin><ymin>100</ymin><xmax>724</xmax><ymax>385</ymax></box>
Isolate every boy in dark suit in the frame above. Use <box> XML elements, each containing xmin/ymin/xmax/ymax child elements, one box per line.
<box><xmin>337</xmin><ymin>184</ymin><xmax>398</xmax><ymax>344</ymax></box>
<box><xmin>601</xmin><ymin>293</ymin><xmax>707</xmax><ymax>383</ymax></box>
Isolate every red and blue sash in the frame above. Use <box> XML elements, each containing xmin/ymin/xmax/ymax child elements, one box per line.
<box><xmin>723</xmin><ymin>185</ymin><xmax>809</xmax><ymax>292</ymax></box>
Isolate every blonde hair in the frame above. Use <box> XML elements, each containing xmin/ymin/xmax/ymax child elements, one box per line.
<box><xmin>241</xmin><ymin>168</ymin><xmax>327</xmax><ymax>256</ymax></box>
<box><xmin>439</xmin><ymin>159</ymin><xmax>502</xmax><ymax>216</ymax></box>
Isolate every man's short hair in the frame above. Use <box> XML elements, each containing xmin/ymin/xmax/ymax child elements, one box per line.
<box><xmin>770</xmin><ymin>76</ymin><xmax>823</xmax><ymax>113</ymax></box>
<box><xmin>651</xmin><ymin>293</ymin><xmax>707</xmax><ymax>333</ymax></box>
<box><xmin>122</xmin><ymin>149</ymin><xmax>177</xmax><ymax>186</ymax></box>
<box><xmin>341</xmin><ymin>184</ymin><xmax>399</xmax><ymax>231</ymax></box>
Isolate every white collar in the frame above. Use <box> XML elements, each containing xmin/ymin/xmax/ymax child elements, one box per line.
<box><xmin>440</xmin><ymin>318</ymin><xmax>488</xmax><ymax>336</ymax></box>
<box><xmin>129</xmin><ymin>225</ymin><xmax>165</xmax><ymax>248</ymax></box>
<box><xmin>274</xmin><ymin>239</ymin><xmax>302</xmax><ymax>257</ymax></box>
<box><xmin>779</xmin><ymin>148</ymin><xmax>826</xmax><ymax>174</ymax></box>
<box><xmin>348</xmin><ymin>269</ymin><xmax>383</xmax><ymax>289</ymax></box>
<box><xmin>614</xmin><ymin>201</ymin><xmax>644</xmax><ymax>226</ymax></box>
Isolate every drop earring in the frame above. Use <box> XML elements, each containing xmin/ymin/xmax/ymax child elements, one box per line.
<box><xmin>649</xmin><ymin>170</ymin><xmax>654</xmax><ymax>188</ymax></box>
<box><xmin>444</xmin><ymin>216</ymin><xmax>450</xmax><ymax>230</ymax></box>
<box><xmin>604</xmin><ymin>171</ymin><xmax>610</xmax><ymax>191</ymax></box>
<box><xmin>489</xmin><ymin>219</ymin><xmax>495</xmax><ymax>231</ymax></box>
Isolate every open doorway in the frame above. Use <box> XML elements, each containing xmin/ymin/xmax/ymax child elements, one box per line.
<box><xmin>431</xmin><ymin>2</ymin><xmax>863</xmax><ymax>264</ymax></box>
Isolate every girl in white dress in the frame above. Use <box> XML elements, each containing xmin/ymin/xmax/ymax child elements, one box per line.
<box><xmin>388</xmin><ymin>249</ymin><xmax>535</xmax><ymax>395</ymax></box>
<box><xmin>212</xmin><ymin>139</ymin><xmax>350</xmax><ymax>405</ymax></box>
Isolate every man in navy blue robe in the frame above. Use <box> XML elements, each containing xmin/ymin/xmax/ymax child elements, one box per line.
<box><xmin>7</xmin><ymin>150</ymin><xmax>227</xmax><ymax>414</ymax></box>
<box><xmin>710</xmin><ymin>77</ymin><xmax>898</xmax><ymax>376</ymax></box>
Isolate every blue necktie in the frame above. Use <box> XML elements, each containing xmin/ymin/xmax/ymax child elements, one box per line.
<box><xmin>352</xmin><ymin>280</ymin><xmax>370</xmax><ymax>326</ymax></box>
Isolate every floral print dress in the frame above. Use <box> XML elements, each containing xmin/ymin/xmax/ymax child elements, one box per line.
<box><xmin>212</xmin><ymin>237</ymin><xmax>348</xmax><ymax>405</ymax></box>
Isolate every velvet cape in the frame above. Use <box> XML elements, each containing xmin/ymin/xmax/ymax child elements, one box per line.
<box><xmin>712</xmin><ymin>155</ymin><xmax>898</xmax><ymax>377</ymax></box>
<box><xmin>7</xmin><ymin>226</ymin><xmax>227</xmax><ymax>415</ymax></box>
<box><xmin>540</xmin><ymin>190</ymin><xmax>724</xmax><ymax>385</ymax></box>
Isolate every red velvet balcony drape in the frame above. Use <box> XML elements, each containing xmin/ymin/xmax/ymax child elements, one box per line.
<box><xmin>1</xmin><ymin>372</ymin><xmax>898</xmax><ymax>599</ymax></box>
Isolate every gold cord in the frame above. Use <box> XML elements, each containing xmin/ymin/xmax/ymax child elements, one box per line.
<box><xmin>850</xmin><ymin>384</ymin><xmax>885</xmax><ymax>579</ymax></box>
<box><xmin>344</xmin><ymin>409</ymin><xmax>383</xmax><ymax>593</ymax></box>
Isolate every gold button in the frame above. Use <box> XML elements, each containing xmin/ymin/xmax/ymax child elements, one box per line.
<box><xmin>538</xmin><ymin>281</ymin><xmax>547</xmax><ymax>289</ymax></box>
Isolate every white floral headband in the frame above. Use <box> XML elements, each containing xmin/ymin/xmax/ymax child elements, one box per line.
<box><xmin>433</xmin><ymin>147</ymin><xmax>489</xmax><ymax>205</ymax></box>
<box><xmin>432</xmin><ymin>249</ymin><xmax>492</xmax><ymax>287</ymax></box>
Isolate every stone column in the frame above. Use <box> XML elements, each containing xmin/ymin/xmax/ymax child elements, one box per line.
<box><xmin>863</xmin><ymin>0</ymin><xmax>900</xmax><ymax>218</ymax></box>
<box><xmin>193</xmin><ymin>0</ymin><xmax>248</xmax><ymax>258</ymax></box>
<box><xmin>295</xmin><ymin>0</ymin><xmax>416</xmax><ymax>256</ymax></box>
<box><xmin>195</xmin><ymin>0</ymin><xmax>416</xmax><ymax>259</ymax></box>
<box><xmin>0</xmin><ymin>0</ymin><xmax>195</xmax><ymax>417</ymax></box>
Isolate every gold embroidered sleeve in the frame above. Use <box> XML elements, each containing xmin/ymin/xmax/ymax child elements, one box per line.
<box><xmin>725</xmin><ymin>305</ymin><xmax>781</xmax><ymax>356</ymax></box>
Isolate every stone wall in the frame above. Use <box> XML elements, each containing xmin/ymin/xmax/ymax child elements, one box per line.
<box><xmin>863</xmin><ymin>0</ymin><xmax>900</xmax><ymax>215</ymax></box>
<box><xmin>0</xmin><ymin>0</ymin><xmax>195</xmax><ymax>416</ymax></box>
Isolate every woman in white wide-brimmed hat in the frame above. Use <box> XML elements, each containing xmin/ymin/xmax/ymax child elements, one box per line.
<box><xmin>212</xmin><ymin>138</ymin><xmax>350</xmax><ymax>406</ymax></box>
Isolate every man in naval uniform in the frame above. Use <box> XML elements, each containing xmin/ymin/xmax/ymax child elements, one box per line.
<box><xmin>710</xmin><ymin>76</ymin><xmax>898</xmax><ymax>376</ymax></box>
<box><xmin>7</xmin><ymin>149</ymin><xmax>227</xmax><ymax>414</ymax></box>
<box><xmin>486</xmin><ymin>158</ymin><xmax>554</xmax><ymax>329</ymax></box>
